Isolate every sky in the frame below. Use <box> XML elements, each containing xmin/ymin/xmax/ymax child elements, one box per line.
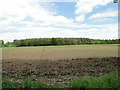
<box><xmin>0</xmin><ymin>0</ymin><xmax>118</xmax><ymax>42</ymax></box>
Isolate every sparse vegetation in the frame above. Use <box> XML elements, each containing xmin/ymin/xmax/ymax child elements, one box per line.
<box><xmin>3</xmin><ymin>72</ymin><xmax>120</xmax><ymax>88</ymax></box>
<box><xmin>3</xmin><ymin>77</ymin><xmax>45</xmax><ymax>88</ymax></box>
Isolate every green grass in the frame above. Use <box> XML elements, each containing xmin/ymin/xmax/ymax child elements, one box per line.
<box><xmin>3</xmin><ymin>77</ymin><xmax>44</xmax><ymax>88</ymax></box>
<box><xmin>68</xmin><ymin>72</ymin><xmax>120</xmax><ymax>88</ymax></box>
<box><xmin>3</xmin><ymin>77</ymin><xmax>63</xmax><ymax>88</ymax></box>
<box><xmin>0</xmin><ymin>75</ymin><xmax>2</xmax><ymax>89</ymax></box>
<box><xmin>2</xmin><ymin>72</ymin><xmax>120</xmax><ymax>88</ymax></box>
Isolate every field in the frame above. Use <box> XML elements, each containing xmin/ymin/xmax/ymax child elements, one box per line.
<box><xmin>2</xmin><ymin>44</ymin><xmax>118</xmax><ymax>60</ymax></box>
<box><xmin>2</xmin><ymin>44</ymin><xmax>119</xmax><ymax>88</ymax></box>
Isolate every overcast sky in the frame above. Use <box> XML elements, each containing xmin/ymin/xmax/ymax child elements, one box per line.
<box><xmin>0</xmin><ymin>0</ymin><xmax>118</xmax><ymax>42</ymax></box>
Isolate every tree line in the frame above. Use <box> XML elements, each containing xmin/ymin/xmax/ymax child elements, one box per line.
<box><xmin>0</xmin><ymin>38</ymin><xmax>119</xmax><ymax>47</ymax></box>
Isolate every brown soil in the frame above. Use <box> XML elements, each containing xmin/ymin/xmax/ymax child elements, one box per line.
<box><xmin>2</xmin><ymin>57</ymin><xmax>118</xmax><ymax>86</ymax></box>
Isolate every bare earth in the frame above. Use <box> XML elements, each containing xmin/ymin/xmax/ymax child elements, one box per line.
<box><xmin>3</xmin><ymin>57</ymin><xmax>118</xmax><ymax>86</ymax></box>
<box><xmin>2</xmin><ymin>45</ymin><xmax>119</xmax><ymax>86</ymax></box>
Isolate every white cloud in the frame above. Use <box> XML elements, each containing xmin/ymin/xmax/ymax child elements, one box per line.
<box><xmin>0</xmin><ymin>0</ymin><xmax>74</xmax><ymax>26</ymax></box>
<box><xmin>0</xmin><ymin>0</ymin><xmax>74</xmax><ymax>31</ymax></box>
<box><xmin>92</xmin><ymin>18</ymin><xmax>114</xmax><ymax>23</ymax></box>
<box><xmin>89</xmin><ymin>9</ymin><xmax>118</xmax><ymax>19</ymax></box>
<box><xmin>75</xmin><ymin>0</ymin><xmax>112</xmax><ymax>22</ymax></box>
<box><xmin>77</xmin><ymin>23</ymin><xmax>118</xmax><ymax>39</ymax></box>
<box><xmin>0</xmin><ymin>0</ymin><xmax>118</xmax><ymax>43</ymax></box>
<box><xmin>75</xmin><ymin>15</ymin><xmax>85</xmax><ymax>22</ymax></box>
<box><xmin>0</xmin><ymin>23</ymin><xmax>118</xmax><ymax>43</ymax></box>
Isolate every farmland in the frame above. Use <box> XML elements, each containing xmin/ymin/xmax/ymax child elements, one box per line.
<box><xmin>2</xmin><ymin>44</ymin><xmax>118</xmax><ymax>60</ymax></box>
<box><xmin>2</xmin><ymin>44</ymin><xmax>119</xmax><ymax>88</ymax></box>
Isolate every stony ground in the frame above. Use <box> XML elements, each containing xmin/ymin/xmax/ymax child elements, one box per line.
<box><xmin>2</xmin><ymin>57</ymin><xmax>119</xmax><ymax>86</ymax></box>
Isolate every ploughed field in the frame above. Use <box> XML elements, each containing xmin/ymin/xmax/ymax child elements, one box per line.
<box><xmin>2</xmin><ymin>45</ymin><xmax>119</xmax><ymax>86</ymax></box>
